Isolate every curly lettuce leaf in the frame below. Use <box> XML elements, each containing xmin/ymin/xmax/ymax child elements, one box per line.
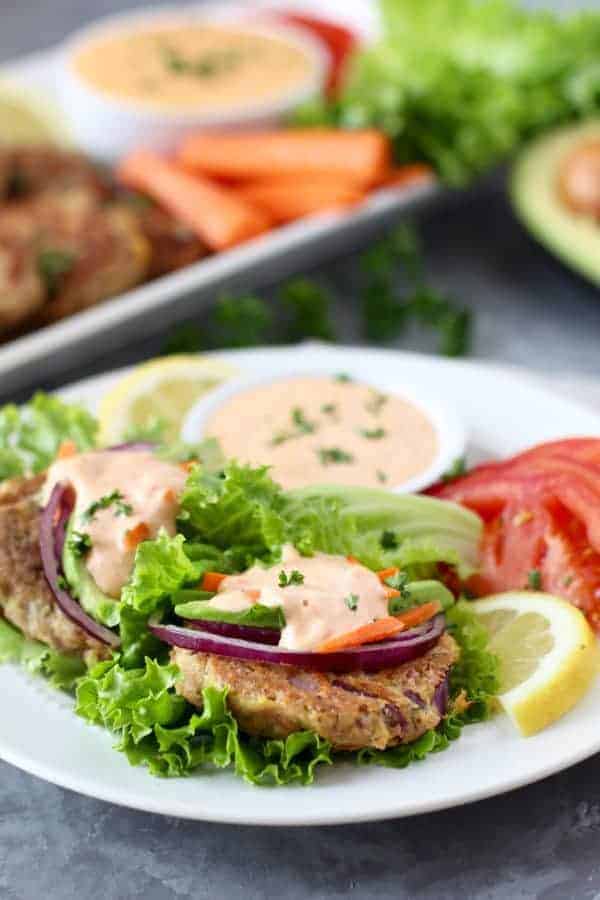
<box><xmin>0</xmin><ymin>392</ymin><xmax>97</xmax><ymax>481</ymax></box>
<box><xmin>121</xmin><ymin>531</ymin><xmax>201</xmax><ymax>615</ymax></box>
<box><xmin>0</xmin><ymin>617</ymin><xmax>86</xmax><ymax>691</ymax></box>
<box><xmin>179</xmin><ymin>463</ymin><xmax>285</xmax><ymax>554</ymax></box>
<box><xmin>357</xmin><ymin>600</ymin><xmax>499</xmax><ymax>769</ymax></box>
<box><xmin>76</xmin><ymin>657</ymin><xmax>332</xmax><ymax>784</ymax></box>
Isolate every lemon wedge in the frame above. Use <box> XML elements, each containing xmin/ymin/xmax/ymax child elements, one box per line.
<box><xmin>470</xmin><ymin>591</ymin><xmax>599</xmax><ymax>736</ymax></box>
<box><xmin>0</xmin><ymin>81</ymin><xmax>69</xmax><ymax>145</ymax></box>
<box><xmin>98</xmin><ymin>355</ymin><xmax>237</xmax><ymax>445</ymax></box>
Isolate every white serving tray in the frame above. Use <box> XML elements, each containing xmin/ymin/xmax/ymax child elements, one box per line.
<box><xmin>0</xmin><ymin>1</ymin><xmax>443</xmax><ymax>395</ymax></box>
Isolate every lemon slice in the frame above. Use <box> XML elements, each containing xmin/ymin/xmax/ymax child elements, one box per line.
<box><xmin>470</xmin><ymin>592</ymin><xmax>599</xmax><ymax>736</ymax></box>
<box><xmin>98</xmin><ymin>355</ymin><xmax>237</xmax><ymax>445</ymax></box>
<box><xmin>0</xmin><ymin>81</ymin><xmax>69</xmax><ymax>145</ymax></box>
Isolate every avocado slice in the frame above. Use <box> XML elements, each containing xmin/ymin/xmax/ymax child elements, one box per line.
<box><xmin>62</xmin><ymin>515</ymin><xmax>121</xmax><ymax>627</ymax></box>
<box><xmin>511</xmin><ymin>121</ymin><xmax>600</xmax><ymax>286</ymax></box>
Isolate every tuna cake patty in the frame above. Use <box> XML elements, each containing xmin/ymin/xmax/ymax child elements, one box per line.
<box><xmin>172</xmin><ymin>632</ymin><xmax>459</xmax><ymax>752</ymax></box>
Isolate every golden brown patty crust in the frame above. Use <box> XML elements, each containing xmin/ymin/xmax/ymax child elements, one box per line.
<box><xmin>172</xmin><ymin>632</ymin><xmax>459</xmax><ymax>751</ymax></box>
<box><xmin>0</xmin><ymin>475</ymin><xmax>109</xmax><ymax>660</ymax></box>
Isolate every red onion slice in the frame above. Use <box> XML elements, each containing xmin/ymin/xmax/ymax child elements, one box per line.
<box><xmin>151</xmin><ymin>614</ymin><xmax>445</xmax><ymax>673</ymax></box>
<box><xmin>184</xmin><ymin>619</ymin><xmax>281</xmax><ymax>645</ymax></box>
<box><xmin>39</xmin><ymin>482</ymin><xmax>120</xmax><ymax>648</ymax></box>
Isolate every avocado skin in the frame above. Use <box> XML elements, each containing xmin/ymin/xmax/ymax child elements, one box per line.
<box><xmin>63</xmin><ymin>516</ymin><xmax>121</xmax><ymax>627</ymax></box>
<box><xmin>511</xmin><ymin>120</ymin><xmax>600</xmax><ymax>286</ymax></box>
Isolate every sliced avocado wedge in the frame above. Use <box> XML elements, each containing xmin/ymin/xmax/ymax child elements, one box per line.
<box><xmin>511</xmin><ymin>121</ymin><xmax>600</xmax><ymax>286</ymax></box>
<box><xmin>62</xmin><ymin>516</ymin><xmax>121</xmax><ymax>628</ymax></box>
<box><xmin>174</xmin><ymin>593</ymin><xmax>285</xmax><ymax>630</ymax></box>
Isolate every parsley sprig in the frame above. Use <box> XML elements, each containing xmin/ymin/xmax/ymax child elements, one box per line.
<box><xmin>345</xmin><ymin>593</ymin><xmax>359</xmax><ymax>611</ymax></box>
<box><xmin>317</xmin><ymin>447</ymin><xmax>354</xmax><ymax>465</ymax></box>
<box><xmin>67</xmin><ymin>530</ymin><xmax>92</xmax><ymax>558</ymax></box>
<box><xmin>82</xmin><ymin>490</ymin><xmax>133</xmax><ymax>523</ymax></box>
<box><xmin>278</xmin><ymin>569</ymin><xmax>305</xmax><ymax>588</ymax></box>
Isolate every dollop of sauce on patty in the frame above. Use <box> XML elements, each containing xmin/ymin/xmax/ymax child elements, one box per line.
<box><xmin>42</xmin><ymin>450</ymin><xmax>187</xmax><ymax>597</ymax></box>
<box><xmin>207</xmin><ymin>545</ymin><xmax>389</xmax><ymax>651</ymax></box>
<box><xmin>205</xmin><ymin>375</ymin><xmax>438</xmax><ymax>490</ymax></box>
<box><xmin>73</xmin><ymin>24</ymin><xmax>314</xmax><ymax>111</ymax></box>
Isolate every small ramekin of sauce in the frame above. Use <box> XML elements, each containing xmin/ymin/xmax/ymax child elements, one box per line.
<box><xmin>182</xmin><ymin>371</ymin><xmax>466</xmax><ymax>493</ymax></box>
<box><xmin>58</xmin><ymin>6</ymin><xmax>327</xmax><ymax>160</ymax></box>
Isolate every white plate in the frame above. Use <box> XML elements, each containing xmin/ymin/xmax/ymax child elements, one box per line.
<box><xmin>0</xmin><ymin>0</ymin><xmax>441</xmax><ymax>395</ymax></box>
<box><xmin>2</xmin><ymin>343</ymin><xmax>600</xmax><ymax>825</ymax></box>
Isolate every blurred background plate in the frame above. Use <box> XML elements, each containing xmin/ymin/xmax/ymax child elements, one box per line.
<box><xmin>0</xmin><ymin>0</ymin><xmax>442</xmax><ymax>396</ymax></box>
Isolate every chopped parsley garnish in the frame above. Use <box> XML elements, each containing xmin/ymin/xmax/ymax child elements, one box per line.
<box><xmin>376</xmin><ymin>470</ymin><xmax>388</xmax><ymax>484</ymax></box>
<box><xmin>82</xmin><ymin>490</ymin><xmax>133</xmax><ymax>523</ymax></box>
<box><xmin>334</xmin><ymin>373</ymin><xmax>352</xmax><ymax>383</ymax></box>
<box><xmin>380</xmin><ymin>530</ymin><xmax>398</xmax><ymax>550</ymax></box>
<box><xmin>563</xmin><ymin>575</ymin><xmax>574</xmax><ymax>588</ymax></box>
<box><xmin>365</xmin><ymin>391</ymin><xmax>388</xmax><ymax>415</ymax></box>
<box><xmin>271</xmin><ymin>407</ymin><xmax>317</xmax><ymax>446</ymax></box>
<box><xmin>317</xmin><ymin>447</ymin><xmax>354</xmax><ymax>465</ymax></box>
<box><xmin>68</xmin><ymin>530</ymin><xmax>92</xmax><ymax>558</ymax></box>
<box><xmin>162</xmin><ymin>45</ymin><xmax>243</xmax><ymax>79</ymax></box>
<box><xmin>57</xmin><ymin>575</ymin><xmax>69</xmax><ymax>591</ymax></box>
<box><xmin>442</xmin><ymin>456</ymin><xmax>468</xmax><ymax>483</ymax></box>
<box><xmin>527</xmin><ymin>569</ymin><xmax>542</xmax><ymax>590</ymax></box>
<box><xmin>384</xmin><ymin>570</ymin><xmax>410</xmax><ymax>595</ymax></box>
<box><xmin>37</xmin><ymin>249</ymin><xmax>76</xmax><ymax>295</ymax></box>
<box><xmin>360</xmin><ymin>426</ymin><xmax>386</xmax><ymax>440</ymax></box>
<box><xmin>292</xmin><ymin>407</ymin><xmax>316</xmax><ymax>434</ymax></box>
<box><xmin>345</xmin><ymin>593</ymin><xmax>359</xmax><ymax>612</ymax></box>
<box><xmin>278</xmin><ymin>569</ymin><xmax>305</xmax><ymax>588</ymax></box>
<box><xmin>321</xmin><ymin>403</ymin><xmax>337</xmax><ymax>416</ymax></box>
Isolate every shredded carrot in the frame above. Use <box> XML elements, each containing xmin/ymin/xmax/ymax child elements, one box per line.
<box><xmin>377</xmin><ymin>566</ymin><xmax>399</xmax><ymax>583</ymax></box>
<box><xmin>179</xmin><ymin>461</ymin><xmax>195</xmax><ymax>473</ymax></box>
<box><xmin>315</xmin><ymin>616</ymin><xmax>406</xmax><ymax>653</ymax></box>
<box><xmin>201</xmin><ymin>571</ymin><xmax>227</xmax><ymax>592</ymax></box>
<box><xmin>246</xmin><ymin>589</ymin><xmax>261</xmax><ymax>602</ymax></box>
<box><xmin>124</xmin><ymin>522</ymin><xmax>150</xmax><ymax>552</ymax></box>
<box><xmin>384</xmin><ymin>587</ymin><xmax>402</xmax><ymax>600</ymax></box>
<box><xmin>346</xmin><ymin>555</ymin><xmax>361</xmax><ymax>565</ymax></box>
<box><xmin>56</xmin><ymin>440</ymin><xmax>77</xmax><ymax>460</ymax></box>
<box><xmin>163</xmin><ymin>488</ymin><xmax>177</xmax><ymax>503</ymax></box>
<box><xmin>394</xmin><ymin>601</ymin><xmax>441</xmax><ymax>629</ymax></box>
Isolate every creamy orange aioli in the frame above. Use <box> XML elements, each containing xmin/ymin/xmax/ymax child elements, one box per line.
<box><xmin>42</xmin><ymin>450</ymin><xmax>187</xmax><ymax>597</ymax></box>
<box><xmin>205</xmin><ymin>376</ymin><xmax>439</xmax><ymax>490</ymax></box>
<box><xmin>208</xmin><ymin>545</ymin><xmax>389</xmax><ymax>651</ymax></box>
<box><xmin>73</xmin><ymin>24</ymin><xmax>314</xmax><ymax>111</ymax></box>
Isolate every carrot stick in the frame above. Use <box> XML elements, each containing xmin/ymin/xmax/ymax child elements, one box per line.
<box><xmin>178</xmin><ymin>129</ymin><xmax>391</xmax><ymax>186</ymax></box>
<box><xmin>56</xmin><ymin>440</ymin><xmax>77</xmax><ymax>460</ymax></box>
<box><xmin>116</xmin><ymin>151</ymin><xmax>270</xmax><ymax>251</ymax></box>
<box><xmin>394</xmin><ymin>601</ymin><xmax>441</xmax><ymax>629</ymax></box>
<box><xmin>201</xmin><ymin>571</ymin><xmax>227</xmax><ymax>592</ymax></box>
<box><xmin>124</xmin><ymin>522</ymin><xmax>150</xmax><ymax>551</ymax></box>
<box><xmin>316</xmin><ymin>616</ymin><xmax>406</xmax><ymax>653</ymax></box>
<box><xmin>236</xmin><ymin>177</ymin><xmax>365</xmax><ymax>224</ymax></box>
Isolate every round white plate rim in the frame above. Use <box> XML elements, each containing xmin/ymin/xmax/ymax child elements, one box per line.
<box><xmin>2</xmin><ymin>342</ymin><xmax>600</xmax><ymax>826</ymax></box>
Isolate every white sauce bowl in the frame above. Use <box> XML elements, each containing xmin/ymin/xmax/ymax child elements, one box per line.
<box><xmin>182</xmin><ymin>369</ymin><xmax>467</xmax><ymax>495</ymax></box>
<box><xmin>56</xmin><ymin>5</ymin><xmax>328</xmax><ymax>161</ymax></box>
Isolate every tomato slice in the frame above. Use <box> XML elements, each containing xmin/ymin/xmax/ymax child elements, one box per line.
<box><xmin>278</xmin><ymin>12</ymin><xmax>359</xmax><ymax>95</ymax></box>
<box><xmin>428</xmin><ymin>438</ymin><xmax>600</xmax><ymax>632</ymax></box>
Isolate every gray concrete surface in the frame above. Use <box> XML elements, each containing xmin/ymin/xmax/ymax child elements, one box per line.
<box><xmin>2</xmin><ymin>3</ymin><xmax>600</xmax><ymax>899</ymax></box>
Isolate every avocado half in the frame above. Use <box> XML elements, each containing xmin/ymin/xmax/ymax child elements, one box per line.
<box><xmin>510</xmin><ymin>121</ymin><xmax>600</xmax><ymax>286</ymax></box>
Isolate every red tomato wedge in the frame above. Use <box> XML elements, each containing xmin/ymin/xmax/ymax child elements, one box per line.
<box><xmin>278</xmin><ymin>12</ymin><xmax>359</xmax><ymax>95</ymax></box>
<box><xmin>429</xmin><ymin>438</ymin><xmax>600</xmax><ymax>632</ymax></box>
